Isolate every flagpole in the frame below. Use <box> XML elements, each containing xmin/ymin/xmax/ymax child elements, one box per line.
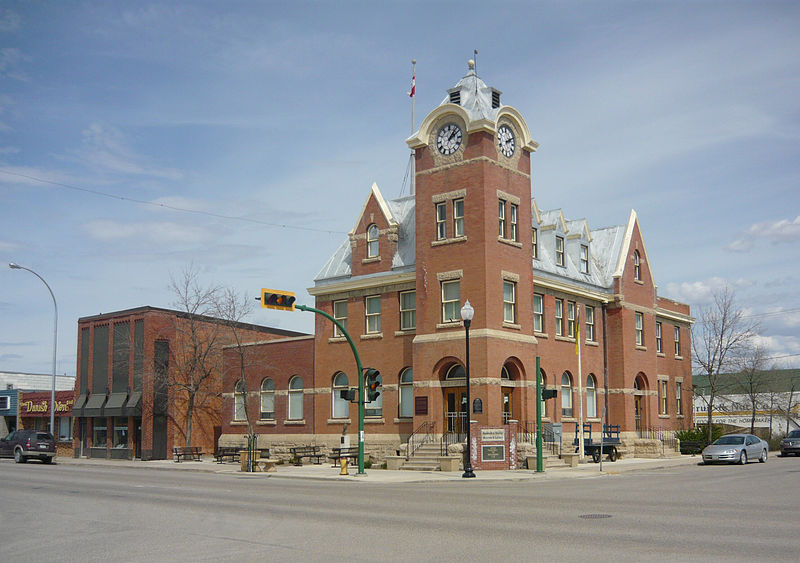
<box><xmin>577</xmin><ymin>305</ymin><xmax>585</xmax><ymax>461</ymax></box>
<box><xmin>409</xmin><ymin>59</ymin><xmax>416</xmax><ymax>196</ymax></box>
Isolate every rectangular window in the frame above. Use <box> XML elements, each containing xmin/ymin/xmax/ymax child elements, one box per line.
<box><xmin>585</xmin><ymin>306</ymin><xmax>595</xmax><ymax>342</ymax></box>
<box><xmin>92</xmin><ymin>420</ymin><xmax>107</xmax><ymax>448</ymax></box>
<box><xmin>533</xmin><ymin>293</ymin><xmax>544</xmax><ymax>333</ymax></box>
<box><xmin>333</xmin><ymin>300</ymin><xmax>348</xmax><ymax>337</ymax></box>
<box><xmin>674</xmin><ymin>326</ymin><xmax>681</xmax><ymax>357</ymax></box>
<box><xmin>436</xmin><ymin>202</ymin><xmax>447</xmax><ymax>240</ymax></box>
<box><xmin>532</xmin><ymin>228</ymin><xmax>538</xmax><ymax>259</ymax></box>
<box><xmin>113</xmin><ymin>417</ymin><xmax>128</xmax><ymax>449</ymax></box>
<box><xmin>555</xmin><ymin>299</ymin><xmax>564</xmax><ymax>336</ymax></box>
<box><xmin>635</xmin><ymin>312</ymin><xmax>644</xmax><ymax>346</ymax></box>
<box><xmin>556</xmin><ymin>236</ymin><xmax>565</xmax><ymax>267</ymax></box>
<box><xmin>442</xmin><ymin>280</ymin><xmax>461</xmax><ymax>323</ymax></box>
<box><xmin>399</xmin><ymin>290</ymin><xmax>416</xmax><ymax>331</ymax></box>
<box><xmin>453</xmin><ymin>198</ymin><xmax>464</xmax><ymax>237</ymax></box>
<box><xmin>503</xmin><ymin>280</ymin><xmax>516</xmax><ymax>323</ymax></box>
<box><xmin>676</xmin><ymin>381</ymin><xmax>683</xmax><ymax>415</ymax></box>
<box><xmin>567</xmin><ymin>301</ymin><xmax>576</xmax><ymax>338</ymax></box>
<box><xmin>510</xmin><ymin>203</ymin><xmax>518</xmax><ymax>242</ymax></box>
<box><xmin>656</xmin><ymin>321</ymin><xmax>663</xmax><ymax>353</ymax></box>
<box><xmin>58</xmin><ymin>416</ymin><xmax>72</xmax><ymax>442</ymax></box>
<box><xmin>580</xmin><ymin>245</ymin><xmax>589</xmax><ymax>274</ymax></box>
<box><xmin>0</xmin><ymin>396</ymin><xmax>9</xmax><ymax>410</ymax></box>
<box><xmin>660</xmin><ymin>380</ymin><xmax>668</xmax><ymax>415</ymax></box>
<box><xmin>365</xmin><ymin>295</ymin><xmax>381</xmax><ymax>334</ymax></box>
<box><xmin>498</xmin><ymin>200</ymin><xmax>506</xmax><ymax>237</ymax></box>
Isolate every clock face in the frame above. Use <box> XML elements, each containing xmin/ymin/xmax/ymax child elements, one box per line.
<box><xmin>497</xmin><ymin>124</ymin><xmax>516</xmax><ymax>158</ymax></box>
<box><xmin>436</xmin><ymin>123</ymin><xmax>463</xmax><ymax>155</ymax></box>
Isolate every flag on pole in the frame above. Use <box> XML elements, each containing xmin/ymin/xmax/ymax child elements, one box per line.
<box><xmin>408</xmin><ymin>73</ymin><xmax>415</xmax><ymax>98</ymax></box>
<box><xmin>575</xmin><ymin>307</ymin><xmax>581</xmax><ymax>356</ymax></box>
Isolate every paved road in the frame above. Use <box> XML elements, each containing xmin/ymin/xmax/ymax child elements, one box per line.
<box><xmin>1</xmin><ymin>456</ymin><xmax>798</xmax><ymax>561</ymax></box>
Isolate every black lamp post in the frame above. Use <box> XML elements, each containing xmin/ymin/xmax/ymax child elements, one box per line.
<box><xmin>461</xmin><ymin>300</ymin><xmax>476</xmax><ymax>478</ymax></box>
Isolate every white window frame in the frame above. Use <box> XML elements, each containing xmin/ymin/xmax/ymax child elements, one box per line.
<box><xmin>510</xmin><ymin>203</ymin><xmax>518</xmax><ymax>242</ymax></box>
<box><xmin>453</xmin><ymin>198</ymin><xmax>465</xmax><ymax>238</ymax></box>
<box><xmin>585</xmin><ymin>306</ymin><xmax>595</xmax><ymax>342</ymax></box>
<box><xmin>260</xmin><ymin>378</ymin><xmax>275</xmax><ymax>420</ymax></box>
<box><xmin>561</xmin><ymin>372</ymin><xmax>572</xmax><ymax>417</ymax></box>
<box><xmin>399</xmin><ymin>368</ymin><xmax>413</xmax><ymax>418</ymax></box>
<box><xmin>332</xmin><ymin>299</ymin><xmax>348</xmax><ymax>338</ymax></box>
<box><xmin>556</xmin><ymin>236</ymin><xmax>565</xmax><ymax>267</ymax></box>
<box><xmin>288</xmin><ymin>376</ymin><xmax>304</xmax><ymax>420</ymax></box>
<box><xmin>0</xmin><ymin>396</ymin><xmax>9</xmax><ymax>410</ymax></box>
<box><xmin>532</xmin><ymin>227</ymin><xmax>538</xmax><ymax>259</ymax></box>
<box><xmin>234</xmin><ymin>380</ymin><xmax>246</xmax><ymax>421</ymax></box>
<box><xmin>365</xmin><ymin>295</ymin><xmax>381</xmax><ymax>334</ymax></box>
<box><xmin>633</xmin><ymin>250</ymin><xmax>641</xmax><ymax>281</ymax></box>
<box><xmin>533</xmin><ymin>293</ymin><xmax>544</xmax><ymax>333</ymax></box>
<box><xmin>332</xmin><ymin>372</ymin><xmax>349</xmax><ymax>419</ymax></box>
<box><xmin>441</xmin><ymin>280</ymin><xmax>461</xmax><ymax>323</ymax></box>
<box><xmin>676</xmin><ymin>381</ymin><xmax>683</xmax><ymax>415</ymax></box>
<box><xmin>498</xmin><ymin>199</ymin><xmax>506</xmax><ymax>237</ymax></box>
<box><xmin>586</xmin><ymin>375</ymin><xmax>597</xmax><ymax>418</ymax></box>
<box><xmin>656</xmin><ymin>321</ymin><xmax>663</xmax><ymax>353</ymax></box>
<box><xmin>674</xmin><ymin>326</ymin><xmax>681</xmax><ymax>357</ymax></box>
<box><xmin>366</xmin><ymin>223</ymin><xmax>379</xmax><ymax>258</ymax></box>
<box><xmin>567</xmin><ymin>301</ymin><xmax>576</xmax><ymax>338</ymax></box>
<box><xmin>555</xmin><ymin>298</ymin><xmax>564</xmax><ymax>336</ymax></box>
<box><xmin>660</xmin><ymin>379</ymin><xmax>668</xmax><ymax>415</ymax></box>
<box><xmin>635</xmin><ymin>312</ymin><xmax>644</xmax><ymax>346</ymax></box>
<box><xmin>436</xmin><ymin>202</ymin><xmax>447</xmax><ymax>240</ymax></box>
<box><xmin>580</xmin><ymin>244</ymin><xmax>589</xmax><ymax>274</ymax></box>
<box><xmin>399</xmin><ymin>290</ymin><xmax>416</xmax><ymax>331</ymax></box>
<box><xmin>503</xmin><ymin>280</ymin><xmax>516</xmax><ymax>324</ymax></box>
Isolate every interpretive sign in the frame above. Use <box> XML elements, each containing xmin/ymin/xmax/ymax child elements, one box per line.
<box><xmin>481</xmin><ymin>428</ymin><xmax>505</xmax><ymax>442</ymax></box>
<box><xmin>482</xmin><ymin>445</ymin><xmax>505</xmax><ymax>462</ymax></box>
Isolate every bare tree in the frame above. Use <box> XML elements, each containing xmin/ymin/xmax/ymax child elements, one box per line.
<box><xmin>692</xmin><ymin>286</ymin><xmax>759</xmax><ymax>443</ymax></box>
<box><xmin>733</xmin><ymin>345</ymin><xmax>768</xmax><ymax>434</ymax></box>
<box><xmin>166</xmin><ymin>265</ymin><xmax>223</xmax><ymax>447</ymax></box>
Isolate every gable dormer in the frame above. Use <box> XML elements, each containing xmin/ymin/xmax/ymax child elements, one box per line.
<box><xmin>565</xmin><ymin>219</ymin><xmax>593</xmax><ymax>276</ymax></box>
<box><xmin>613</xmin><ymin>210</ymin><xmax>656</xmax><ymax>302</ymax></box>
<box><xmin>348</xmin><ymin>183</ymin><xmax>400</xmax><ymax>278</ymax></box>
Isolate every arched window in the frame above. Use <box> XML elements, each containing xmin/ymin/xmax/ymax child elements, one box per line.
<box><xmin>561</xmin><ymin>372</ymin><xmax>573</xmax><ymax>417</ymax></box>
<box><xmin>586</xmin><ymin>374</ymin><xmax>597</xmax><ymax>419</ymax></box>
<box><xmin>367</xmin><ymin>224</ymin><xmax>379</xmax><ymax>258</ymax></box>
<box><xmin>332</xmin><ymin>372</ymin><xmax>349</xmax><ymax>419</ymax></box>
<box><xmin>234</xmin><ymin>380</ymin><xmax>246</xmax><ymax>421</ymax></box>
<box><xmin>399</xmin><ymin>368</ymin><xmax>413</xmax><ymax>418</ymax></box>
<box><xmin>260</xmin><ymin>378</ymin><xmax>275</xmax><ymax>420</ymax></box>
<box><xmin>500</xmin><ymin>366</ymin><xmax>511</xmax><ymax>380</ymax></box>
<box><xmin>445</xmin><ymin>364</ymin><xmax>465</xmax><ymax>379</ymax></box>
<box><xmin>633</xmin><ymin>250</ymin><xmax>641</xmax><ymax>281</ymax></box>
<box><xmin>288</xmin><ymin>376</ymin><xmax>304</xmax><ymax>420</ymax></box>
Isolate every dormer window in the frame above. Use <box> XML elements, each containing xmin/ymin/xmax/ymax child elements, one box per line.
<box><xmin>580</xmin><ymin>245</ymin><xmax>589</xmax><ymax>274</ymax></box>
<box><xmin>633</xmin><ymin>250</ymin><xmax>641</xmax><ymax>281</ymax></box>
<box><xmin>532</xmin><ymin>228</ymin><xmax>538</xmax><ymax>259</ymax></box>
<box><xmin>367</xmin><ymin>224</ymin><xmax>379</xmax><ymax>258</ymax></box>
<box><xmin>556</xmin><ymin>236</ymin><xmax>565</xmax><ymax>267</ymax></box>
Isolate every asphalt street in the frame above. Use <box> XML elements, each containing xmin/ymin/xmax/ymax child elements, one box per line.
<box><xmin>1</xmin><ymin>455</ymin><xmax>798</xmax><ymax>561</ymax></box>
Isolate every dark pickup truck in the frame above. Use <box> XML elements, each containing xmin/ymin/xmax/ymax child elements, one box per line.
<box><xmin>0</xmin><ymin>430</ymin><xmax>57</xmax><ymax>463</ymax></box>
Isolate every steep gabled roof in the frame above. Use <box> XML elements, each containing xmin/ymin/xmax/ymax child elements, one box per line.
<box><xmin>613</xmin><ymin>210</ymin><xmax>655</xmax><ymax>285</ymax></box>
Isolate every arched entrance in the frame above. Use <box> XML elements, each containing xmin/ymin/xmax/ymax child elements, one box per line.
<box><xmin>633</xmin><ymin>374</ymin><xmax>647</xmax><ymax>433</ymax></box>
<box><xmin>443</xmin><ymin>364</ymin><xmax>466</xmax><ymax>438</ymax></box>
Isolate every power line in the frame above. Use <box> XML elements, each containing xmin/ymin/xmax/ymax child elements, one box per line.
<box><xmin>0</xmin><ymin>168</ymin><xmax>348</xmax><ymax>236</ymax></box>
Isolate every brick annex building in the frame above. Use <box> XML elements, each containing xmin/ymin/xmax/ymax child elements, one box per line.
<box><xmin>71</xmin><ymin>306</ymin><xmax>303</xmax><ymax>460</ymax></box>
<box><xmin>220</xmin><ymin>63</ymin><xmax>693</xmax><ymax>462</ymax></box>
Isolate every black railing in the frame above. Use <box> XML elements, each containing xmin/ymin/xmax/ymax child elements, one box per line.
<box><xmin>638</xmin><ymin>427</ymin><xmax>678</xmax><ymax>454</ymax></box>
<box><xmin>519</xmin><ymin>421</ymin><xmax>561</xmax><ymax>457</ymax></box>
<box><xmin>441</xmin><ymin>412</ymin><xmax>467</xmax><ymax>456</ymax></box>
<box><xmin>407</xmin><ymin>420</ymin><xmax>436</xmax><ymax>460</ymax></box>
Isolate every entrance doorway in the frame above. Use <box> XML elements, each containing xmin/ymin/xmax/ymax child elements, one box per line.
<box><xmin>445</xmin><ymin>389</ymin><xmax>467</xmax><ymax>437</ymax></box>
<box><xmin>502</xmin><ymin>389</ymin><xmax>513</xmax><ymax>424</ymax></box>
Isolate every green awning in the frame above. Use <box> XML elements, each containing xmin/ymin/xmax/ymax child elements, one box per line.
<box><xmin>103</xmin><ymin>393</ymin><xmax>128</xmax><ymax>417</ymax></box>
<box><xmin>83</xmin><ymin>393</ymin><xmax>107</xmax><ymax>417</ymax></box>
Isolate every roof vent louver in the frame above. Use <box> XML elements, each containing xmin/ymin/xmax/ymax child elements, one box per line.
<box><xmin>492</xmin><ymin>90</ymin><xmax>501</xmax><ymax>109</ymax></box>
<box><xmin>449</xmin><ymin>91</ymin><xmax>461</xmax><ymax>105</ymax></box>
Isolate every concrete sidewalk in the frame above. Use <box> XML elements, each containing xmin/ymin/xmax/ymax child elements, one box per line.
<box><xmin>55</xmin><ymin>453</ymin><xmax>701</xmax><ymax>483</ymax></box>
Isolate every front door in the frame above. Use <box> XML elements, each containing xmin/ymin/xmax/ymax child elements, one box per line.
<box><xmin>502</xmin><ymin>389</ymin><xmax>513</xmax><ymax>424</ymax></box>
<box><xmin>445</xmin><ymin>389</ymin><xmax>467</xmax><ymax>435</ymax></box>
<box><xmin>634</xmin><ymin>395</ymin><xmax>642</xmax><ymax>432</ymax></box>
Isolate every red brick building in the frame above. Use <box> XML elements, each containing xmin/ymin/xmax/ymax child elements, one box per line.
<box><xmin>219</xmin><ymin>62</ymin><xmax>693</xmax><ymax>462</ymax></box>
<box><xmin>72</xmin><ymin>306</ymin><xmax>303</xmax><ymax>460</ymax></box>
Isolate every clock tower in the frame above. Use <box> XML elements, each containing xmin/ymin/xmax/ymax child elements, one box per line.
<box><xmin>407</xmin><ymin>61</ymin><xmax>540</xmax><ymax>430</ymax></box>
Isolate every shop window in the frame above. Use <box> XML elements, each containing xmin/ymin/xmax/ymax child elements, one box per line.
<box><xmin>93</xmin><ymin>420</ymin><xmax>107</xmax><ymax>448</ymax></box>
<box><xmin>113</xmin><ymin>417</ymin><xmax>128</xmax><ymax>448</ymax></box>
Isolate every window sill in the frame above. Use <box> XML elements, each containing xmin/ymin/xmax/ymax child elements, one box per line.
<box><xmin>555</xmin><ymin>335</ymin><xmax>576</xmax><ymax>344</ymax></box>
<box><xmin>586</xmin><ymin>418</ymin><xmax>601</xmax><ymax>423</ymax></box>
<box><xmin>658</xmin><ymin>414</ymin><xmax>670</xmax><ymax>419</ymax></box>
<box><xmin>635</xmin><ymin>345</ymin><xmax>647</xmax><ymax>351</ymax></box>
<box><xmin>327</xmin><ymin>418</ymin><xmax>352</xmax><ymax>424</ymax></box>
<box><xmin>431</xmin><ymin>235</ymin><xmax>467</xmax><ymax>247</ymax></box>
<box><xmin>677</xmin><ymin>415</ymin><xmax>685</xmax><ymax>419</ymax></box>
<box><xmin>284</xmin><ymin>420</ymin><xmax>306</xmax><ymax>426</ymax></box>
<box><xmin>562</xmin><ymin>417</ymin><xmax>577</xmax><ymax>422</ymax></box>
<box><xmin>394</xmin><ymin>329</ymin><xmax>416</xmax><ymax>336</ymax></box>
<box><xmin>394</xmin><ymin>417</ymin><xmax>413</xmax><ymax>423</ymax></box>
<box><xmin>534</xmin><ymin>331</ymin><xmax>549</xmax><ymax>339</ymax></box>
<box><xmin>657</xmin><ymin>352</ymin><xmax>665</xmax><ymax>357</ymax></box>
<box><xmin>675</xmin><ymin>355</ymin><xmax>684</xmax><ymax>361</ymax></box>
<box><xmin>585</xmin><ymin>340</ymin><xmax>599</xmax><ymax>347</ymax></box>
<box><xmin>256</xmin><ymin>420</ymin><xmax>276</xmax><ymax>426</ymax></box>
<box><xmin>634</xmin><ymin>280</ymin><xmax>644</xmax><ymax>285</ymax></box>
<box><xmin>328</xmin><ymin>336</ymin><xmax>348</xmax><ymax>344</ymax></box>
<box><xmin>497</xmin><ymin>237</ymin><xmax>522</xmax><ymax>249</ymax></box>
<box><xmin>365</xmin><ymin>417</ymin><xmax>385</xmax><ymax>424</ymax></box>
<box><xmin>361</xmin><ymin>256</ymin><xmax>381</xmax><ymax>265</ymax></box>
<box><xmin>360</xmin><ymin>333</ymin><xmax>383</xmax><ymax>340</ymax></box>
<box><xmin>502</xmin><ymin>321</ymin><xmax>522</xmax><ymax>330</ymax></box>
<box><xmin>436</xmin><ymin>321</ymin><xmax>462</xmax><ymax>330</ymax></box>
<box><xmin>230</xmin><ymin>421</ymin><xmax>248</xmax><ymax>426</ymax></box>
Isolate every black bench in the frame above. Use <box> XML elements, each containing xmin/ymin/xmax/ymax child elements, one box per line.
<box><xmin>289</xmin><ymin>445</ymin><xmax>324</xmax><ymax>466</ymax></box>
<box><xmin>329</xmin><ymin>446</ymin><xmax>360</xmax><ymax>467</ymax></box>
<box><xmin>173</xmin><ymin>446</ymin><xmax>202</xmax><ymax>462</ymax></box>
<box><xmin>213</xmin><ymin>447</ymin><xmax>240</xmax><ymax>463</ymax></box>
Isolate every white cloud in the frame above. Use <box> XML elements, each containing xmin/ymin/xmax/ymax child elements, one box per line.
<box><xmin>82</xmin><ymin>219</ymin><xmax>209</xmax><ymax>244</ymax></box>
<box><xmin>0</xmin><ymin>240</ymin><xmax>20</xmax><ymax>252</ymax></box>
<box><xmin>728</xmin><ymin>216</ymin><xmax>800</xmax><ymax>252</ymax></box>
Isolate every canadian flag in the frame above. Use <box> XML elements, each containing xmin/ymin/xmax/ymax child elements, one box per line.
<box><xmin>409</xmin><ymin>74</ymin><xmax>415</xmax><ymax>98</ymax></box>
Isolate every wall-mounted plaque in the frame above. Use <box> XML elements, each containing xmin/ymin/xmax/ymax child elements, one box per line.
<box><xmin>481</xmin><ymin>444</ymin><xmax>505</xmax><ymax>462</ymax></box>
<box><xmin>481</xmin><ymin>428</ymin><xmax>505</xmax><ymax>442</ymax></box>
<box><xmin>472</xmin><ymin>398</ymin><xmax>483</xmax><ymax>414</ymax></box>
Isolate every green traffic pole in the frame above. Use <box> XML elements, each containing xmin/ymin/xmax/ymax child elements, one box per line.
<box><xmin>294</xmin><ymin>304</ymin><xmax>366</xmax><ymax>475</ymax></box>
<box><xmin>536</xmin><ymin>356</ymin><xmax>543</xmax><ymax>472</ymax></box>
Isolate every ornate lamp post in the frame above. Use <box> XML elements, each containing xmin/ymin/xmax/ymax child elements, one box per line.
<box><xmin>9</xmin><ymin>263</ymin><xmax>58</xmax><ymax>435</ymax></box>
<box><xmin>460</xmin><ymin>300</ymin><xmax>476</xmax><ymax>478</ymax></box>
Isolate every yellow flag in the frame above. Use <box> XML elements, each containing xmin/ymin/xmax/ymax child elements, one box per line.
<box><xmin>575</xmin><ymin>307</ymin><xmax>580</xmax><ymax>356</ymax></box>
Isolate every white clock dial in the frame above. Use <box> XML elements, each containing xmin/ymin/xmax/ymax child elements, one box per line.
<box><xmin>497</xmin><ymin>124</ymin><xmax>515</xmax><ymax>158</ymax></box>
<box><xmin>436</xmin><ymin>123</ymin><xmax>463</xmax><ymax>155</ymax></box>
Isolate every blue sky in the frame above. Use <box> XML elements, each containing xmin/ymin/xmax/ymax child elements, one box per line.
<box><xmin>1</xmin><ymin>1</ymin><xmax>798</xmax><ymax>377</ymax></box>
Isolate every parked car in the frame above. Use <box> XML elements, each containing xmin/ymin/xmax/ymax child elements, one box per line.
<box><xmin>701</xmin><ymin>433</ymin><xmax>768</xmax><ymax>465</ymax></box>
<box><xmin>779</xmin><ymin>430</ymin><xmax>800</xmax><ymax>457</ymax></box>
<box><xmin>0</xmin><ymin>430</ymin><xmax>57</xmax><ymax>463</ymax></box>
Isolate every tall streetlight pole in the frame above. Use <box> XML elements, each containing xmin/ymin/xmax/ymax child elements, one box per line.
<box><xmin>460</xmin><ymin>300</ymin><xmax>475</xmax><ymax>478</ymax></box>
<box><xmin>9</xmin><ymin>263</ymin><xmax>58</xmax><ymax>435</ymax></box>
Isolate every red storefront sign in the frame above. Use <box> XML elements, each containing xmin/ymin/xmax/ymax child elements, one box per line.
<box><xmin>17</xmin><ymin>391</ymin><xmax>74</xmax><ymax>417</ymax></box>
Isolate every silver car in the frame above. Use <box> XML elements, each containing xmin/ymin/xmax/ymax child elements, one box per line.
<box><xmin>701</xmin><ymin>433</ymin><xmax>768</xmax><ymax>465</ymax></box>
<box><xmin>779</xmin><ymin>429</ymin><xmax>800</xmax><ymax>456</ymax></box>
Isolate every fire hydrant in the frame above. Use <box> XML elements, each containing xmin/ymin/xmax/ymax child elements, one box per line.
<box><xmin>340</xmin><ymin>457</ymin><xmax>349</xmax><ymax>475</ymax></box>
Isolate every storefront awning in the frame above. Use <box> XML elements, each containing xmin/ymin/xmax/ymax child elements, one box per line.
<box><xmin>103</xmin><ymin>392</ymin><xmax>128</xmax><ymax>417</ymax></box>
<box><xmin>83</xmin><ymin>393</ymin><xmax>107</xmax><ymax>417</ymax></box>
<box><xmin>122</xmin><ymin>391</ymin><xmax>142</xmax><ymax>417</ymax></box>
<box><xmin>73</xmin><ymin>393</ymin><xmax>88</xmax><ymax>417</ymax></box>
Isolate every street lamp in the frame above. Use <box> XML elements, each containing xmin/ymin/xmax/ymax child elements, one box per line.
<box><xmin>460</xmin><ymin>300</ymin><xmax>476</xmax><ymax>478</ymax></box>
<box><xmin>9</xmin><ymin>263</ymin><xmax>58</xmax><ymax>435</ymax></box>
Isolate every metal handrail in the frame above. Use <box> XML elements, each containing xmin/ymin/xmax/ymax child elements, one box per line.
<box><xmin>407</xmin><ymin>420</ymin><xmax>436</xmax><ymax>460</ymax></box>
<box><xmin>519</xmin><ymin>421</ymin><xmax>561</xmax><ymax>457</ymax></box>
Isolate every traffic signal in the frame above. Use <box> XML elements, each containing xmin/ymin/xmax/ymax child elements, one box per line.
<box><xmin>261</xmin><ymin>288</ymin><xmax>296</xmax><ymax>311</ymax></box>
<box><xmin>339</xmin><ymin>388</ymin><xmax>357</xmax><ymax>402</ymax></box>
<box><xmin>364</xmin><ymin>368</ymin><xmax>382</xmax><ymax>402</ymax></box>
<box><xmin>541</xmin><ymin>389</ymin><xmax>558</xmax><ymax>400</ymax></box>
